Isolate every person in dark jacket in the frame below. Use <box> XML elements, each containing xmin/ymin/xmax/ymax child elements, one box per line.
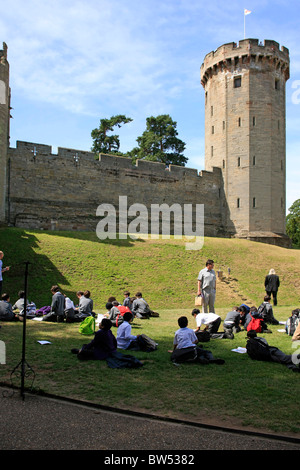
<box><xmin>72</xmin><ymin>318</ymin><xmax>117</xmax><ymax>360</ymax></box>
<box><xmin>264</xmin><ymin>269</ymin><xmax>280</xmax><ymax>306</ymax></box>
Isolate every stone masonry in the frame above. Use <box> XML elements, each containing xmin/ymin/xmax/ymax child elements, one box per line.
<box><xmin>201</xmin><ymin>39</ymin><xmax>290</xmax><ymax>245</ymax></box>
<box><xmin>0</xmin><ymin>40</ymin><xmax>292</xmax><ymax>246</ymax></box>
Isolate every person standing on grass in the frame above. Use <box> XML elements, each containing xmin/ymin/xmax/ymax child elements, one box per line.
<box><xmin>197</xmin><ymin>259</ymin><xmax>216</xmax><ymax>313</ymax></box>
<box><xmin>264</xmin><ymin>269</ymin><xmax>280</xmax><ymax>306</ymax></box>
<box><xmin>0</xmin><ymin>251</ymin><xmax>10</xmax><ymax>297</ymax></box>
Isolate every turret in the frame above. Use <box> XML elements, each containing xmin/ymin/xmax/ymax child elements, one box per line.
<box><xmin>201</xmin><ymin>39</ymin><xmax>290</xmax><ymax>239</ymax></box>
<box><xmin>0</xmin><ymin>42</ymin><xmax>10</xmax><ymax>222</ymax></box>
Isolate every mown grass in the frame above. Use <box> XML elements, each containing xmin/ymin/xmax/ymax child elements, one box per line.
<box><xmin>0</xmin><ymin>227</ymin><xmax>300</xmax><ymax>435</ymax></box>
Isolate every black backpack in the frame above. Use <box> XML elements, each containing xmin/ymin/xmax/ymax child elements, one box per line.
<box><xmin>286</xmin><ymin>310</ymin><xmax>300</xmax><ymax>336</ymax></box>
<box><xmin>246</xmin><ymin>338</ymin><xmax>272</xmax><ymax>361</ymax></box>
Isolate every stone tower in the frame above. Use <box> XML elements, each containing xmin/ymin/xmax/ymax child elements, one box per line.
<box><xmin>0</xmin><ymin>42</ymin><xmax>10</xmax><ymax>223</ymax></box>
<box><xmin>201</xmin><ymin>39</ymin><xmax>290</xmax><ymax>244</ymax></box>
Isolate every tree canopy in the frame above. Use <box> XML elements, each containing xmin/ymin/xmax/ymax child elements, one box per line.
<box><xmin>129</xmin><ymin>114</ymin><xmax>187</xmax><ymax>166</ymax></box>
<box><xmin>91</xmin><ymin>114</ymin><xmax>187</xmax><ymax>167</ymax></box>
<box><xmin>91</xmin><ymin>115</ymin><xmax>132</xmax><ymax>154</ymax></box>
<box><xmin>286</xmin><ymin>199</ymin><xmax>300</xmax><ymax>247</ymax></box>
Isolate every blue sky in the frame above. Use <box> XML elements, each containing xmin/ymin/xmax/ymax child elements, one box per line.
<box><xmin>1</xmin><ymin>0</ymin><xmax>299</xmax><ymax>211</ymax></box>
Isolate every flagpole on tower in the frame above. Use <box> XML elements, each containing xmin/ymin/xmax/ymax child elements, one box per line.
<box><xmin>244</xmin><ymin>9</ymin><xmax>252</xmax><ymax>39</ymax></box>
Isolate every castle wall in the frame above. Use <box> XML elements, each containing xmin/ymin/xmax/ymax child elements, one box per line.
<box><xmin>7</xmin><ymin>141</ymin><xmax>226</xmax><ymax>236</ymax></box>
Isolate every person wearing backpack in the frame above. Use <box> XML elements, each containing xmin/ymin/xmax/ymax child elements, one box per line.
<box><xmin>246</xmin><ymin>330</ymin><xmax>300</xmax><ymax>372</ymax></box>
<box><xmin>245</xmin><ymin>306</ymin><xmax>272</xmax><ymax>333</ymax></box>
<box><xmin>257</xmin><ymin>295</ymin><xmax>279</xmax><ymax>325</ymax></box>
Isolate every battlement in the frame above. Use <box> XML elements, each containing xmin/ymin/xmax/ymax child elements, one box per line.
<box><xmin>201</xmin><ymin>38</ymin><xmax>290</xmax><ymax>86</ymax></box>
<box><xmin>0</xmin><ymin>42</ymin><xmax>8</xmax><ymax>62</ymax></box>
<box><xmin>12</xmin><ymin>140</ymin><xmax>207</xmax><ymax>178</ymax></box>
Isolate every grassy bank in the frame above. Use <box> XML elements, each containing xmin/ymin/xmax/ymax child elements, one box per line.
<box><xmin>0</xmin><ymin>227</ymin><xmax>299</xmax><ymax>435</ymax></box>
<box><xmin>0</xmin><ymin>227</ymin><xmax>299</xmax><ymax>310</ymax></box>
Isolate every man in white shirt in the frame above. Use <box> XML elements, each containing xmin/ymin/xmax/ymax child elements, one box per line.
<box><xmin>192</xmin><ymin>309</ymin><xmax>221</xmax><ymax>336</ymax></box>
<box><xmin>197</xmin><ymin>259</ymin><xmax>216</xmax><ymax>313</ymax></box>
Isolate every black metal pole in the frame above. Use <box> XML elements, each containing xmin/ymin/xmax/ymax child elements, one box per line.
<box><xmin>21</xmin><ymin>261</ymin><xmax>29</xmax><ymax>400</ymax></box>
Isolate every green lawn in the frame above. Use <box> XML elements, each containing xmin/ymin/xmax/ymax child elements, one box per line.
<box><xmin>0</xmin><ymin>227</ymin><xmax>299</xmax><ymax>435</ymax></box>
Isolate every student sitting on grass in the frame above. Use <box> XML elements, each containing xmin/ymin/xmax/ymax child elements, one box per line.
<box><xmin>0</xmin><ymin>293</ymin><xmax>21</xmax><ymax>321</ymax></box>
<box><xmin>116</xmin><ymin>311</ymin><xmax>141</xmax><ymax>350</ymax></box>
<box><xmin>71</xmin><ymin>318</ymin><xmax>117</xmax><ymax>360</ymax></box>
<box><xmin>75</xmin><ymin>290</ymin><xmax>94</xmax><ymax>318</ymax></box>
<box><xmin>170</xmin><ymin>316</ymin><xmax>225</xmax><ymax>365</ymax></box>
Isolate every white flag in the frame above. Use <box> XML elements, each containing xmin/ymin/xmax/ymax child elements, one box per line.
<box><xmin>244</xmin><ymin>9</ymin><xmax>251</xmax><ymax>15</ymax></box>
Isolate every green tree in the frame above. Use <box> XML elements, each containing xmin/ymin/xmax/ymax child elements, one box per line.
<box><xmin>286</xmin><ymin>199</ymin><xmax>300</xmax><ymax>247</ymax></box>
<box><xmin>91</xmin><ymin>115</ymin><xmax>132</xmax><ymax>155</ymax></box>
<box><xmin>128</xmin><ymin>114</ymin><xmax>187</xmax><ymax>166</ymax></box>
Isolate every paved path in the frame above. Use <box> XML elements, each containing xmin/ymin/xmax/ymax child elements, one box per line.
<box><xmin>1</xmin><ymin>387</ymin><xmax>299</xmax><ymax>453</ymax></box>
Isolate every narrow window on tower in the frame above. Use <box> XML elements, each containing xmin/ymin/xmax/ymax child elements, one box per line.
<box><xmin>205</xmin><ymin>92</ymin><xmax>208</xmax><ymax>105</ymax></box>
<box><xmin>238</xmin><ymin>117</ymin><xmax>242</xmax><ymax>127</ymax></box>
<box><xmin>253</xmin><ymin>116</ymin><xmax>256</xmax><ymax>126</ymax></box>
<box><xmin>275</xmin><ymin>79</ymin><xmax>280</xmax><ymax>90</ymax></box>
<box><xmin>223</xmin><ymin>121</ymin><xmax>226</xmax><ymax>130</ymax></box>
<box><xmin>234</xmin><ymin>76</ymin><xmax>241</xmax><ymax>88</ymax></box>
<box><xmin>253</xmin><ymin>156</ymin><xmax>256</xmax><ymax>166</ymax></box>
<box><xmin>211</xmin><ymin>106</ymin><xmax>213</xmax><ymax>117</ymax></box>
<box><xmin>212</xmin><ymin>125</ymin><xmax>214</xmax><ymax>134</ymax></box>
<box><xmin>223</xmin><ymin>160</ymin><xmax>225</xmax><ymax>168</ymax></box>
<box><xmin>253</xmin><ymin>197</ymin><xmax>256</xmax><ymax>208</ymax></box>
<box><xmin>237</xmin><ymin>198</ymin><xmax>240</xmax><ymax>208</ymax></box>
<box><xmin>211</xmin><ymin>146</ymin><xmax>214</xmax><ymax>157</ymax></box>
<box><xmin>237</xmin><ymin>157</ymin><xmax>241</xmax><ymax>167</ymax></box>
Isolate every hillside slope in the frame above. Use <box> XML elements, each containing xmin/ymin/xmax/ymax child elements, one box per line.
<box><xmin>0</xmin><ymin>227</ymin><xmax>299</xmax><ymax>310</ymax></box>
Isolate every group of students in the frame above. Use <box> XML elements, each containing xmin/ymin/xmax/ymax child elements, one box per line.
<box><xmin>0</xmin><ymin>286</ymin><xmax>95</xmax><ymax>322</ymax></box>
<box><xmin>190</xmin><ymin>294</ymin><xmax>281</xmax><ymax>342</ymax></box>
<box><xmin>1</xmin><ymin>281</ymin><xmax>300</xmax><ymax>373</ymax></box>
<box><xmin>104</xmin><ymin>291</ymin><xmax>159</xmax><ymax>326</ymax></box>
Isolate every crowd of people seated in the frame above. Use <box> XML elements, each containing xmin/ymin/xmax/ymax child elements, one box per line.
<box><xmin>1</xmin><ymin>284</ymin><xmax>299</xmax><ymax>371</ymax></box>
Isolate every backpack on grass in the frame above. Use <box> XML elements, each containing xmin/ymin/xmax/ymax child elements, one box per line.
<box><xmin>286</xmin><ymin>310</ymin><xmax>300</xmax><ymax>336</ymax></box>
<box><xmin>137</xmin><ymin>334</ymin><xmax>158</xmax><ymax>352</ymax></box>
<box><xmin>79</xmin><ymin>316</ymin><xmax>95</xmax><ymax>335</ymax></box>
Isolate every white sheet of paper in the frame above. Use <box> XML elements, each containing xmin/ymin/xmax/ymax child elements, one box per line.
<box><xmin>231</xmin><ymin>347</ymin><xmax>247</xmax><ymax>354</ymax></box>
<box><xmin>37</xmin><ymin>341</ymin><xmax>52</xmax><ymax>345</ymax></box>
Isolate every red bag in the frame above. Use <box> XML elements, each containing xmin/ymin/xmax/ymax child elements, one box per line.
<box><xmin>247</xmin><ymin>315</ymin><xmax>263</xmax><ymax>333</ymax></box>
<box><xmin>115</xmin><ymin>306</ymin><xmax>131</xmax><ymax>327</ymax></box>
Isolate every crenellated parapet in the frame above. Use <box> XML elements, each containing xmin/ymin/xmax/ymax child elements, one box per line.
<box><xmin>12</xmin><ymin>141</ymin><xmax>204</xmax><ymax>178</ymax></box>
<box><xmin>201</xmin><ymin>38</ymin><xmax>290</xmax><ymax>87</ymax></box>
